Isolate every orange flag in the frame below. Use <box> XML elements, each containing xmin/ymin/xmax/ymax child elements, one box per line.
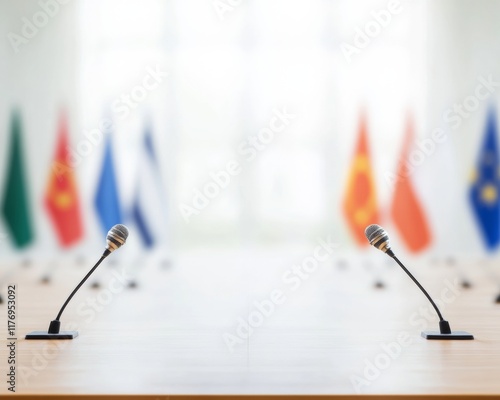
<box><xmin>342</xmin><ymin>115</ymin><xmax>380</xmax><ymax>245</ymax></box>
<box><xmin>44</xmin><ymin>113</ymin><xmax>84</xmax><ymax>247</ymax></box>
<box><xmin>390</xmin><ymin>117</ymin><xmax>431</xmax><ymax>252</ymax></box>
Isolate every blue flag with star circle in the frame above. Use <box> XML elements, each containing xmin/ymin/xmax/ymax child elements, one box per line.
<box><xmin>469</xmin><ymin>108</ymin><xmax>500</xmax><ymax>251</ymax></box>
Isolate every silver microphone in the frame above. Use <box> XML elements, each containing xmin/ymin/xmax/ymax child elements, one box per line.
<box><xmin>26</xmin><ymin>224</ymin><xmax>130</xmax><ymax>339</ymax></box>
<box><xmin>364</xmin><ymin>224</ymin><xmax>394</xmax><ymax>256</ymax></box>
<box><xmin>364</xmin><ymin>223</ymin><xmax>473</xmax><ymax>340</ymax></box>
<box><xmin>105</xmin><ymin>224</ymin><xmax>129</xmax><ymax>255</ymax></box>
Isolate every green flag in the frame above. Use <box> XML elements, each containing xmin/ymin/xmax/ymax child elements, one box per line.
<box><xmin>1</xmin><ymin>111</ymin><xmax>34</xmax><ymax>248</ymax></box>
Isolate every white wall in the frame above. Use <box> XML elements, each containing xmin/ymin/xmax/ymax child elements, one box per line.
<box><xmin>0</xmin><ymin>0</ymin><xmax>79</xmax><ymax>261</ymax></box>
<box><xmin>1</xmin><ymin>0</ymin><xmax>500</xmax><ymax>262</ymax></box>
<box><xmin>425</xmin><ymin>0</ymin><xmax>500</xmax><ymax>259</ymax></box>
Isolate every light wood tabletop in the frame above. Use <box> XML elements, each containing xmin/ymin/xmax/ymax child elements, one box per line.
<box><xmin>1</xmin><ymin>247</ymin><xmax>500</xmax><ymax>396</ymax></box>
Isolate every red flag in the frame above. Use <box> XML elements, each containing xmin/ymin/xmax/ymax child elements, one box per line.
<box><xmin>342</xmin><ymin>114</ymin><xmax>380</xmax><ymax>246</ymax></box>
<box><xmin>44</xmin><ymin>114</ymin><xmax>84</xmax><ymax>247</ymax></box>
<box><xmin>390</xmin><ymin>116</ymin><xmax>431</xmax><ymax>252</ymax></box>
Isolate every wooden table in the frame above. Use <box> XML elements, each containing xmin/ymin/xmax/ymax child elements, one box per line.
<box><xmin>1</xmin><ymin>247</ymin><xmax>500</xmax><ymax>397</ymax></box>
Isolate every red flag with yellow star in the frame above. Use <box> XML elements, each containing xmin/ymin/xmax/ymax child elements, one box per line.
<box><xmin>390</xmin><ymin>116</ymin><xmax>431</xmax><ymax>252</ymax></box>
<box><xmin>44</xmin><ymin>114</ymin><xmax>84</xmax><ymax>247</ymax></box>
<box><xmin>342</xmin><ymin>114</ymin><xmax>380</xmax><ymax>246</ymax></box>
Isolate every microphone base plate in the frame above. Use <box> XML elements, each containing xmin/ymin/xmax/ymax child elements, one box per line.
<box><xmin>25</xmin><ymin>331</ymin><xmax>79</xmax><ymax>340</ymax></box>
<box><xmin>421</xmin><ymin>331</ymin><xmax>474</xmax><ymax>340</ymax></box>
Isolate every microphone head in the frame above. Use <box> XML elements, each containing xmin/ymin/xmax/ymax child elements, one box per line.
<box><xmin>106</xmin><ymin>224</ymin><xmax>129</xmax><ymax>253</ymax></box>
<box><xmin>365</xmin><ymin>224</ymin><xmax>393</xmax><ymax>255</ymax></box>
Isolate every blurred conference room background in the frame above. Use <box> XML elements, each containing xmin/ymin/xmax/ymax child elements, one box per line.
<box><xmin>1</xmin><ymin>0</ymin><xmax>500</xmax><ymax>267</ymax></box>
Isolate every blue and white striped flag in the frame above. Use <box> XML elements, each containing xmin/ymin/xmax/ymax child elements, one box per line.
<box><xmin>131</xmin><ymin>125</ymin><xmax>167</xmax><ymax>249</ymax></box>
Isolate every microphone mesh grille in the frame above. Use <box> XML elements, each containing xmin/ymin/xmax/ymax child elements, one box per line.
<box><xmin>365</xmin><ymin>224</ymin><xmax>382</xmax><ymax>241</ymax></box>
<box><xmin>111</xmin><ymin>224</ymin><xmax>129</xmax><ymax>240</ymax></box>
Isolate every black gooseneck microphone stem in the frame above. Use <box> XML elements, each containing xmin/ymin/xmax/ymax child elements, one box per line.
<box><xmin>48</xmin><ymin>250</ymin><xmax>110</xmax><ymax>333</ymax></box>
<box><xmin>366</xmin><ymin>225</ymin><xmax>456</xmax><ymax>336</ymax></box>
<box><xmin>55</xmin><ymin>252</ymin><xmax>108</xmax><ymax>321</ymax></box>
<box><xmin>391</xmin><ymin>253</ymin><xmax>444</xmax><ymax>322</ymax></box>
